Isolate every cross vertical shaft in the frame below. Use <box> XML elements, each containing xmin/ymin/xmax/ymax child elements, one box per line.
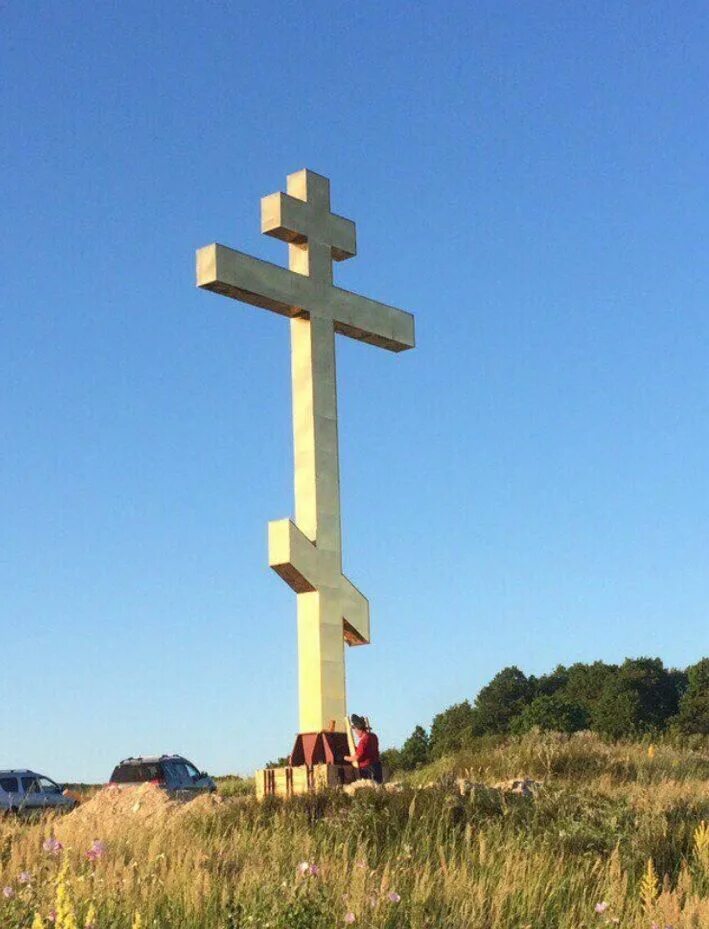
<box><xmin>291</xmin><ymin>314</ymin><xmax>341</xmax><ymax>559</ymax></box>
<box><xmin>286</xmin><ymin>172</ymin><xmax>346</xmax><ymax>731</ymax></box>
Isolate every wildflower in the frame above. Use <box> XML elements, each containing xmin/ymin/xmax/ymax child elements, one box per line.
<box><xmin>18</xmin><ymin>871</ymin><xmax>31</xmax><ymax>884</ymax></box>
<box><xmin>86</xmin><ymin>840</ymin><xmax>106</xmax><ymax>862</ymax></box>
<box><xmin>2</xmin><ymin>886</ymin><xmax>14</xmax><ymax>899</ymax></box>
<box><xmin>387</xmin><ymin>891</ymin><xmax>401</xmax><ymax>904</ymax></box>
<box><xmin>55</xmin><ymin>863</ymin><xmax>78</xmax><ymax>929</ymax></box>
<box><xmin>297</xmin><ymin>861</ymin><xmax>310</xmax><ymax>876</ymax></box>
<box><xmin>48</xmin><ymin>909</ymin><xmax>57</xmax><ymax>922</ymax></box>
<box><xmin>309</xmin><ymin>863</ymin><xmax>319</xmax><ymax>877</ymax></box>
<box><xmin>344</xmin><ymin>913</ymin><xmax>356</xmax><ymax>924</ymax></box>
<box><xmin>640</xmin><ymin>858</ymin><xmax>659</xmax><ymax>912</ymax></box>
<box><xmin>84</xmin><ymin>902</ymin><xmax>98</xmax><ymax>928</ymax></box>
<box><xmin>595</xmin><ymin>902</ymin><xmax>609</xmax><ymax>914</ymax></box>
<box><xmin>43</xmin><ymin>837</ymin><xmax>63</xmax><ymax>855</ymax></box>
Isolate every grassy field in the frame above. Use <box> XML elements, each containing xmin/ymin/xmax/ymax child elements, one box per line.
<box><xmin>0</xmin><ymin>732</ymin><xmax>706</xmax><ymax>928</ymax></box>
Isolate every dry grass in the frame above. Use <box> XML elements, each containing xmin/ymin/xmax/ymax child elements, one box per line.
<box><xmin>0</xmin><ymin>732</ymin><xmax>706</xmax><ymax>928</ymax></box>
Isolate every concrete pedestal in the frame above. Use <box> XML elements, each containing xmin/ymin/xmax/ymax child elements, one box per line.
<box><xmin>255</xmin><ymin>761</ymin><xmax>358</xmax><ymax>799</ymax></box>
<box><xmin>255</xmin><ymin>729</ymin><xmax>358</xmax><ymax>799</ymax></box>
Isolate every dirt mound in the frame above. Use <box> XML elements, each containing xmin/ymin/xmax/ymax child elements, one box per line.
<box><xmin>76</xmin><ymin>783</ymin><xmax>176</xmax><ymax>820</ymax></box>
<box><xmin>53</xmin><ymin>784</ymin><xmax>179</xmax><ymax>845</ymax></box>
<box><xmin>174</xmin><ymin>791</ymin><xmax>225</xmax><ymax>817</ymax></box>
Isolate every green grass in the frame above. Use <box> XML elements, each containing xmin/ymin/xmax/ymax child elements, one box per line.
<box><xmin>0</xmin><ymin>732</ymin><xmax>706</xmax><ymax>928</ymax></box>
<box><xmin>214</xmin><ymin>775</ymin><xmax>255</xmax><ymax>799</ymax></box>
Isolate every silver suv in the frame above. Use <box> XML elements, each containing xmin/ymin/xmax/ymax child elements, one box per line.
<box><xmin>0</xmin><ymin>770</ymin><xmax>77</xmax><ymax>814</ymax></box>
<box><xmin>109</xmin><ymin>755</ymin><xmax>216</xmax><ymax>795</ymax></box>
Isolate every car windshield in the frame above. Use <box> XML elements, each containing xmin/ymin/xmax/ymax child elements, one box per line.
<box><xmin>111</xmin><ymin>763</ymin><xmax>163</xmax><ymax>783</ymax></box>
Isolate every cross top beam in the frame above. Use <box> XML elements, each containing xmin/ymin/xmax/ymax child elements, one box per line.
<box><xmin>196</xmin><ymin>169</ymin><xmax>415</xmax><ymax>735</ymax></box>
<box><xmin>262</xmin><ymin>170</ymin><xmax>356</xmax><ymax>283</ymax></box>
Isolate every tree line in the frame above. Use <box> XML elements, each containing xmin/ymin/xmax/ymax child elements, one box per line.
<box><xmin>381</xmin><ymin>657</ymin><xmax>708</xmax><ymax>771</ymax></box>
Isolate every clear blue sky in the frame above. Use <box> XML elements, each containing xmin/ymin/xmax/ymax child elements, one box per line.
<box><xmin>1</xmin><ymin>2</ymin><xmax>707</xmax><ymax>782</ymax></box>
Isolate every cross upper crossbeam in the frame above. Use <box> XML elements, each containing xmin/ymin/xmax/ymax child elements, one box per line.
<box><xmin>261</xmin><ymin>170</ymin><xmax>356</xmax><ymax>264</ymax></box>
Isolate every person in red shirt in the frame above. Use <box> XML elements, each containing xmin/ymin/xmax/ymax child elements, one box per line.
<box><xmin>345</xmin><ymin>714</ymin><xmax>383</xmax><ymax>784</ymax></box>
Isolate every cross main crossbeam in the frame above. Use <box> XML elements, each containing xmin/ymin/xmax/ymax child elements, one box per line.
<box><xmin>196</xmin><ymin>245</ymin><xmax>414</xmax><ymax>352</ymax></box>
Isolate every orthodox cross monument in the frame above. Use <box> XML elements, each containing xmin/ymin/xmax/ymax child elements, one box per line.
<box><xmin>196</xmin><ymin>170</ymin><xmax>414</xmax><ymax>791</ymax></box>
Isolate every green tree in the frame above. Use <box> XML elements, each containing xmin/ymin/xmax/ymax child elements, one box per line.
<box><xmin>473</xmin><ymin>666</ymin><xmax>534</xmax><ymax>733</ymax></box>
<box><xmin>590</xmin><ymin>658</ymin><xmax>680</xmax><ymax>737</ymax></box>
<box><xmin>673</xmin><ymin>658</ymin><xmax>709</xmax><ymax>735</ymax></box>
<box><xmin>511</xmin><ymin>693</ymin><xmax>589</xmax><ymax>734</ymax></box>
<box><xmin>380</xmin><ymin>747</ymin><xmax>402</xmax><ymax>772</ymax></box>
<box><xmin>617</xmin><ymin>657</ymin><xmax>682</xmax><ymax>728</ymax></box>
<box><xmin>562</xmin><ymin>661</ymin><xmax>618</xmax><ymax>712</ymax></box>
<box><xmin>398</xmin><ymin>725</ymin><xmax>431</xmax><ymax>769</ymax></box>
<box><xmin>591</xmin><ymin>677</ymin><xmax>642</xmax><ymax>738</ymax></box>
<box><xmin>429</xmin><ymin>701</ymin><xmax>479</xmax><ymax>758</ymax></box>
<box><xmin>534</xmin><ymin>665</ymin><xmax>569</xmax><ymax>698</ymax></box>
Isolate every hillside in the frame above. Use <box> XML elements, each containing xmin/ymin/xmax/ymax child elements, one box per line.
<box><xmin>382</xmin><ymin>658</ymin><xmax>709</xmax><ymax>775</ymax></box>
<box><xmin>0</xmin><ymin>732</ymin><xmax>707</xmax><ymax>928</ymax></box>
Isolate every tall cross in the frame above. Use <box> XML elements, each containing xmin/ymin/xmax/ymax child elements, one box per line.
<box><xmin>196</xmin><ymin>169</ymin><xmax>415</xmax><ymax>734</ymax></box>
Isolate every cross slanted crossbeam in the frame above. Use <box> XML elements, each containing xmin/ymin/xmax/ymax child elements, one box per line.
<box><xmin>196</xmin><ymin>169</ymin><xmax>415</xmax><ymax>734</ymax></box>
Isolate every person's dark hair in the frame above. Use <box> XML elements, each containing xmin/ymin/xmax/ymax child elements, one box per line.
<box><xmin>350</xmin><ymin>714</ymin><xmax>367</xmax><ymax>730</ymax></box>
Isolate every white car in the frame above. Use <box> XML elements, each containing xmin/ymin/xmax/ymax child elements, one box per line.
<box><xmin>0</xmin><ymin>770</ymin><xmax>77</xmax><ymax>813</ymax></box>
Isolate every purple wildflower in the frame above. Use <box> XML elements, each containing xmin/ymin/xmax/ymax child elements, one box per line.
<box><xmin>86</xmin><ymin>840</ymin><xmax>106</xmax><ymax>862</ymax></box>
<box><xmin>344</xmin><ymin>914</ymin><xmax>356</xmax><ymax>925</ymax></box>
<box><xmin>18</xmin><ymin>872</ymin><xmax>31</xmax><ymax>884</ymax></box>
<box><xmin>387</xmin><ymin>891</ymin><xmax>401</xmax><ymax>904</ymax></box>
<box><xmin>2</xmin><ymin>886</ymin><xmax>14</xmax><ymax>899</ymax></box>
<box><xmin>595</xmin><ymin>902</ymin><xmax>609</xmax><ymax>914</ymax></box>
<box><xmin>42</xmin><ymin>837</ymin><xmax>63</xmax><ymax>855</ymax></box>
